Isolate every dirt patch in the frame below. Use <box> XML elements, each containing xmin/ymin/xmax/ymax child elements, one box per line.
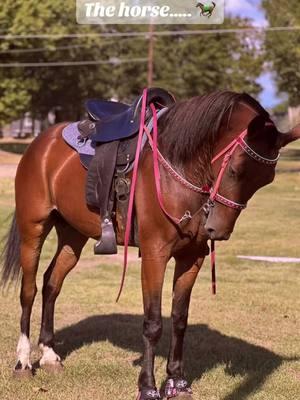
<box><xmin>0</xmin><ymin>149</ymin><xmax>21</xmax><ymax>164</ymax></box>
<box><xmin>0</xmin><ymin>164</ymin><xmax>18</xmax><ymax>178</ymax></box>
<box><xmin>0</xmin><ymin>163</ymin><xmax>18</xmax><ymax>178</ymax></box>
<box><xmin>0</xmin><ymin>149</ymin><xmax>20</xmax><ymax>178</ymax></box>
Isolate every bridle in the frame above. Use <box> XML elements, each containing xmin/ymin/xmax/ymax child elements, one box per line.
<box><xmin>204</xmin><ymin>124</ymin><xmax>280</xmax><ymax>214</ymax></box>
<box><xmin>116</xmin><ymin>89</ymin><xmax>280</xmax><ymax>301</ymax></box>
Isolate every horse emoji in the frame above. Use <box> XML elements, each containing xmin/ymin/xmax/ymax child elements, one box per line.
<box><xmin>196</xmin><ymin>1</ymin><xmax>216</xmax><ymax>17</ymax></box>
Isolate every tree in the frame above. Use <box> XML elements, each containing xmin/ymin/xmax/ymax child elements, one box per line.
<box><xmin>0</xmin><ymin>1</ymin><xmax>265</xmax><ymax>125</ymax></box>
<box><xmin>262</xmin><ymin>0</ymin><xmax>300</xmax><ymax>106</ymax></box>
<box><xmin>0</xmin><ymin>0</ymin><xmax>115</xmax><ymax>124</ymax></box>
<box><xmin>114</xmin><ymin>21</ymin><xmax>264</xmax><ymax>100</ymax></box>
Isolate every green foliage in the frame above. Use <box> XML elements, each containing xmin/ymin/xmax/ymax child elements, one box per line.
<box><xmin>0</xmin><ymin>78</ymin><xmax>32</xmax><ymax>121</ymax></box>
<box><xmin>262</xmin><ymin>0</ymin><xmax>300</xmax><ymax>106</ymax></box>
<box><xmin>112</xmin><ymin>21</ymin><xmax>264</xmax><ymax>100</ymax></box>
<box><xmin>154</xmin><ymin>21</ymin><xmax>263</xmax><ymax>98</ymax></box>
<box><xmin>0</xmin><ymin>1</ymin><xmax>264</xmax><ymax>124</ymax></box>
<box><xmin>271</xmin><ymin>100</ymin><xmax>289</xmax><ymax>115</ymax></box>
<box><xmin>0</xmin><ymin>0</ymin><xmax>114</xmax><ymax>124</ymax></box>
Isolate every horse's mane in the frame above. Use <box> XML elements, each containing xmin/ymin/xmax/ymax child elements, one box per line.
<box><xmin>159</xmin><ymin>91</ymin><xmax>269</xmax><ymax>180</ymax></box>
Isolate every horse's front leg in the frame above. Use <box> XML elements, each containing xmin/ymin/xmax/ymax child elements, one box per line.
<box><xmin>165</xmin><ymin>256</ymin><xmax>204</xmax><ymax>399</ymax></box>
<box><xmin>138</xmin><ymin>256</ymin><xmax>167</xmax><ymax>400</ymax></box>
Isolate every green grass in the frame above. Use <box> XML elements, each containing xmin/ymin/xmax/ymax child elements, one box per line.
<box><xmin>0</xmin><ymin>157</ymin><xmax>299</xmax><ymax>400</ymax></box>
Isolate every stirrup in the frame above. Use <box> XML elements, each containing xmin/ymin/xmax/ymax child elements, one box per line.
<box><xmin>94</xmin><ymin>217</ymin><xmax>117</xmax><ymax>255</ymax></box>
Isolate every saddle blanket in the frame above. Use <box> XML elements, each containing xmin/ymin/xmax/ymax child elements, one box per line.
<box><xmin>62</xmin><ymin>122</ymin><xmax>95</xmax><ymax>169</ymax></box>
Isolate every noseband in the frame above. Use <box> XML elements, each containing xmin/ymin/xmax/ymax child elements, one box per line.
<box><xmin>205</xmin><ymin>125</ymin><xmax>280</xmax><ymax>213</ymax></box>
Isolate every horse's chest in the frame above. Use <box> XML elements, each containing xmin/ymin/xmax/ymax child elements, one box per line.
<box><xmin>172</xmin><ymin>217</ymin><xmax>209</xmax><ymax>257</ymax></box>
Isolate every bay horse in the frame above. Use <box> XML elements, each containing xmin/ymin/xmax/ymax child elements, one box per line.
<box><xmin>1</xmin><ymin>91</ymin><xmax>299</xmax><ymax>399</ymax></box>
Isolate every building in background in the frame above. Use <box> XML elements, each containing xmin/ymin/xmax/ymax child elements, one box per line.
<box><xmin>10</xmin><ymin>113</ymin><xmax>42</xmax><ymax>138</ymax></box>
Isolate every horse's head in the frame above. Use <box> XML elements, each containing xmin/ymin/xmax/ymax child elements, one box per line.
<box><xmin>196</xmin><ymin>2</ymin><xmax>204</xmax><ymax>9</ymax></box>
<box><xmin>204</xmin><ymin>117</ymin><xmax>300</xmax><ymax>241</ymax></box>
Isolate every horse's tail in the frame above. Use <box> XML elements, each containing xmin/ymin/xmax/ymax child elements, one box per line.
<box><xmin>0</xmin><ymin>212</ymin><xmax>22</xmax><ymax>288</ymax></box>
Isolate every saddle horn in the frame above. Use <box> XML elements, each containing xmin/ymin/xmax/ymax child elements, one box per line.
<box><xmin>133</xmin><ymin>88</ymin><xmax>176</xmax><ymax>120</ymax></box>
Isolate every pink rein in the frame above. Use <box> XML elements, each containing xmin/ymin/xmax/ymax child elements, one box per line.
<box><xmin>116</xmin><ymin>89</ymin><xmax>148</xmax><ymax>302</ymax></box>
<box><xmin>116</xmin><ymin>89</ymin><xmax>212</xmax><ymax>302</ymax></box>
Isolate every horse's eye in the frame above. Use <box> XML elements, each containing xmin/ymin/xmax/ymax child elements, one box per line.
<box><xmin>228</xmin><ymin>166</ymin><xmax>238</xmax><ymax>179</ymax></box>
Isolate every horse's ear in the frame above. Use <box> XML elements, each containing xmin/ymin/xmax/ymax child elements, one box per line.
<box><xmin>247</xmin><ymin>115</ymin><xmax>266</xmax><ymax>139</ymax></box>
<box><xmin>278</xmin><ymin>124</ymin><xmax>300</xmax><ymax>148</ymax></box>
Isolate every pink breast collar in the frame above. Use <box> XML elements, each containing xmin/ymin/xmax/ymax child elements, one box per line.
<box><xmin>116</xmin><ymin>89</ymin><xmax>280</xmax><ymax>301</ymax></box>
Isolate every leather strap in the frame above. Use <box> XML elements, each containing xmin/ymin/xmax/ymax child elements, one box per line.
<box><xmin>116</xmin><ymin>89</ymin><xmax>148</xmax><ymax>302</ymax></box>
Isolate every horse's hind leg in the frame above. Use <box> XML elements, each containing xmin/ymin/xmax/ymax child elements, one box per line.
<box><xmin>15</xmin><ymin>219</ymin><xmax>53</xmax><ymax>377</ymax></box>
<box><xmin>38</xmin><ymin>217</ymin><xmax>87</xmax><ymax>371</ymax></box>
<box><xmin>165</xmin><ymin>256</ymin><xmax>204</xmax><ymax>399</ymax></box>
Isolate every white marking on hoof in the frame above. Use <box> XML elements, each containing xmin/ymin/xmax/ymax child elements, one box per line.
<box><xmin>16</xmin><ymin>334</ymin><xmax>32</xmax><ymax>369</ymax></box>
<box><xmin>39</xmin><ymin>344</ymin><xmax>61</xmax><ymax>366</ymax></box>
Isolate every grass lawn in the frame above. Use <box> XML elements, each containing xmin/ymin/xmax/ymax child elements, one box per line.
<box><xmin>0</xmin><ymin>151</ymin><xmax>299</xmax><ymax>400</ymax></box>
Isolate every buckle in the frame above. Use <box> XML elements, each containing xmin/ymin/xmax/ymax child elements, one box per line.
<box><xmin>179</xmin><ymin>210</ymin><xmax>192</xmax><ymax>224</ymax></box>
<box><xmin>203</xmin><ymin>199</ymin><xmax>214</xmax><ymax>215</ymax></box>
<box><xmin>115</xmin><ymin>177</ymin><xmax>131</xmax><ymax>202</ymax></box>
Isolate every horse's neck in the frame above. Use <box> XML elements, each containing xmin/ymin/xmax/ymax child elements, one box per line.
<box><xmin>181</xmin><ymin>101</ymin><xmax>258</xmax><ymax>186</ymax></box>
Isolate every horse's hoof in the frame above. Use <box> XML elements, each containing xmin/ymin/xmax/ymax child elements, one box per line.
<box><xmin>138</xmin><ymin>388</ymin><xmax>160</xmax><ymax>400</ymax></box>
<box><xmin>164</xmin><ymin>378</ymin><xmax>193</xmax><ymax>399</ymax></box>
<box><xmin>13</xmin><ymin>368</ymin><xmax>33</xmax><ymax>379</ymax></box>
<box><xmin>40</xmin><ymin>362</ymin><xmax>64</xmax><ymax>374</ymax></box>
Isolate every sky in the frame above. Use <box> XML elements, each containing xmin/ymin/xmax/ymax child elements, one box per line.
<box><xmin>225</xmin><ymin>0</ymin><xmax>282</xmax><ymax>108</ymax></box>
<box><xmin>226</xmin><ymin>0</ymin><xmax>267</xmax><ymax>27</ymax></box>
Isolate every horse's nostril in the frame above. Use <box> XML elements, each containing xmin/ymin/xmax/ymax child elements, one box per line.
<box><xmin>206</xmin><ymin>227</ymin><xmax>215</xmax><ymax>238</ymax></box>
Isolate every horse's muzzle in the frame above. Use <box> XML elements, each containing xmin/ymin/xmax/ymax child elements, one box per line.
<box><xmin>205</xmin><ymin>226</ymin><xmax>232</xmax><ymax>241</ymax></box>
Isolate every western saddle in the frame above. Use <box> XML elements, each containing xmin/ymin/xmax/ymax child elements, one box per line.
<box><xmin>81</xmin><ymin>88</ymin><xmax>176</xmax><ymax>255</ymax></box>
<box><xmin>83</xmin><ymin>87</ymin><xmax>174</xmax><ymax>142</ymax></box>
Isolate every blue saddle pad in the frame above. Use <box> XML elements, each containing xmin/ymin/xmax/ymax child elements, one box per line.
<box><xmin>62</xmin><ymin>122</ymin><xmax>95</xmax><ymax>169</ymax></box>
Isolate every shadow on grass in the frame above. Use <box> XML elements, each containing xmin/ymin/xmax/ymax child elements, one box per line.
<box><xmin>55</xmin><ymin>314</ymin><xmax>287</xmax><ymax>400</ymax></box>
